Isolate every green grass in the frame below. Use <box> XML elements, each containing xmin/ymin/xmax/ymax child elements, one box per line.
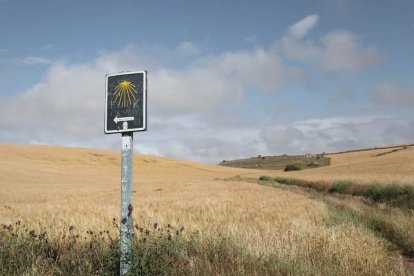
<box><xmin>273</xmin><ymin>176</ymin><xmax>298</xmax><ymax>186</ymax></box>
<box><xmin>362</xmin><ymin>183</ymin><xmax>414</xmax><ymax>210</ymax></box>
<box><xmin>328</xmin><ymin>181</ymin><xmax>353</xmax><ymax>194</ymax></box>
<box><xmin>258</xmin><ymin>175</ymin><xmax>272</xmax><ymax>181</ymax></box>
<box><xmin>284</xmin><ymin>164</ymin><xmax>302</xmax><ymax>172</ymax></box>
<box><xmin>267</xmin><ymin>176</ymin><xmax>414</xmax><ymax>211</ymax></box>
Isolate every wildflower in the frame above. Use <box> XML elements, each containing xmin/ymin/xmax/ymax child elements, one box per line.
<box><xmin>184</xmin><ymin>259</ymin><xmax>194</xmax><ymax>268</ymax></box>
<box><xmin>39</xmin><ymin>232</ymin><xmax>47</xmax><ymax>240</ymax></box>
<box><xmin>29</xmin><ymin>230</ymin><xmax>37</xmax><ymax>238</ymax></box>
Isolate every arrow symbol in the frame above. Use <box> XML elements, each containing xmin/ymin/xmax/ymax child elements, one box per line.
<box><xmin>114</xmin><ymin>116</ymin><xmax>134</xmax><ymax>124</ymax></box>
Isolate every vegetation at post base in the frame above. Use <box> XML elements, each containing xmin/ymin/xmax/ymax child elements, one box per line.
<box><xmin>0</xmin><ymin>218</ymin><xmax>351</xmax><ymax>276</ymax></box>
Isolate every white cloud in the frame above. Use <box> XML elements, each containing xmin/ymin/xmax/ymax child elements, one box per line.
<box><xmin>281</xmin><ymin>15</ymin><xmax>382</xmax><ymax>72</ymax></box>
<box><xmin>21</xmin><ymin>56</ymin><xmax>52</xmax><ymax>65</ymax></box>
<box><xmin>259</xmin><ymin>115</ymin><xmax>410</xmax><ymax>155</ymax></box>
<box><xmin>281</xmin><ymin>36</ymin><xmax>321</xmax><ymax>61</ymax></box>
<box><xmin>177</xmin><ymin>41</ymin><xmax>201</xmax><ymax>57</ymax></box>
<box><xmin>373</xmin><ymin>82</ymin><xmax>414</xmax><ymax>107</ymax></box>
<box><xmin>381</xmin><ymin>121</ymin><xmax>414</xmax><ymax>144</ymax></box>
<box><xmin>216</xmin><ymin>48</ymin><xmax>303</xmax><ymax>92</ymax></box>
<box><xmin>321</xmin><ymin>31</ymin><xmax>381</xmax><ymax>72</ymax></box>
<box><xmin>0</xmin><ymin>42</ymin><xmax>303</xmax><ymax>162</ymax></box>
<box><xmin>287</xmin><ymin>14</ymin><xmax>319</xmax><ymax>39</ymax></box>
<box><xmin>151</xmin><ymin>67</ymin><xmax>244</xmax><ymax>114</ymax></box>
<box><xmin>281</xmin><ymin>15</ymin><xmax>321</xmax><ymax>61</ymax></box>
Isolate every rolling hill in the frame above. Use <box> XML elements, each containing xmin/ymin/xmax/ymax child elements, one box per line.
<box><xmin>279</xmin><ymin>145</ymin><xmax>414</xmax><ymax>184</ymax></box>
<box><xmin>0</xmin><ymin>144</ymin><xmax>413</xmax><ymax>274</ymax></box>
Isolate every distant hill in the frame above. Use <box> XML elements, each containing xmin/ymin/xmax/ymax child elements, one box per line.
<box><xmin>219</xmin><ymin>153</ymin><xmax>330</xmax><ymax>171</ymax></box>
<box><xmin>274</xmin><ymin>144</ymin><xmax>414</xmax><ymax>184</ymax></box>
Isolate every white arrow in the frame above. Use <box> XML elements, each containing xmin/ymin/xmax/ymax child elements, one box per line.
<box><xmin>114</xmin><ymin>116</ymin><xmax>134</xmax><ymax>124</ymax></box>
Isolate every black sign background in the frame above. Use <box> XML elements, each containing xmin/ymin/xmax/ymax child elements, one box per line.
<box><xmin>105</xmin><ymin>71</ymin><xmax>147</xmax><ymax>134</ymax></box>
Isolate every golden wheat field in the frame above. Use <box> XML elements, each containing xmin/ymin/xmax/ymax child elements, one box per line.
<box><xmin>0</xmin><ymin>144</ymin><xmax>411</xmax><ymax>274</ymax></box>
<box><xmin>278</xmin><ymin>145</ymin><xmax>414</xmax><ymax>184</ymax></box>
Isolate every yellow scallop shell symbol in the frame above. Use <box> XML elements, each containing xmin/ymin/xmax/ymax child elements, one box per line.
<box><xmin>113</xmin><ymin>80</ymin><xmax>137</xmax><ymax>107</ymax></box>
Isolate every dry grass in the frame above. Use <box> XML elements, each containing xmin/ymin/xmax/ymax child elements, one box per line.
<box><xmin>277</xmin><ymin>145</ymin><xmax>414</xmax><ymax>184</ymax></box>
<box><xmin>0</xmin><ymin>144</ymin><xmax>408</xmax><ymax>274</ymax></box>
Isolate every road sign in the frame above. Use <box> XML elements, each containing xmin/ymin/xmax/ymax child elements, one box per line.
<box><xmin>104</xmin><ymin>71</ymin><xmax>147</xmax><ymax>275</ymax></box>
<box><xmin>105</xmin><ymin>71</ymin><xmax>147</xmax><ymax>134</ymax></box>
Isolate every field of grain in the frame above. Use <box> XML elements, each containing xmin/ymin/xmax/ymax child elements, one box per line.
<box><xmin>0</xmin><ymin>144</ymin><xmax>410</xmax><ymax>274</ymax></box>
<box><xmin>278</xmin><ymin>145</ymin><xmax>414</xmax><ymax>184</ymax></box>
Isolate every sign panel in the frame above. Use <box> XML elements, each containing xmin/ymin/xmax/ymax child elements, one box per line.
<box><xmin>105</xmin><ymin>71</ymin><xmax>147</xmax><ymax>134</ymax></box>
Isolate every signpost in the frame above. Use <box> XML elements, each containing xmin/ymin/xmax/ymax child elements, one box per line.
<box><xmin>105</xmin><ymin>71</ymin><xmax>147</xmax><ymax>275</ymax></box>
<box><xmin>105</xmin><ymin>71</ymin><xmax>147</xmax><ymax>134</ymax></box>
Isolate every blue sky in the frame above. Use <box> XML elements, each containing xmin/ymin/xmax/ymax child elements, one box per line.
<box><xmin>0</xmin><ymin>0</ymin><xmax>413</xmax><ymax>162</ymax></box>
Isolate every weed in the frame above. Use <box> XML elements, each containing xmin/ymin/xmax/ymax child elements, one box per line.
<box><xmin>259</xmin><ymin>175</ymin><xmax>272</xmax><ymax>181</ymax></box>
<box><xmin>284</xmin><ymin>164</ymin><xmax>301</xmax><ymax>172</ymax></box>
<box><xmin>274</xmin><ymin>176</ymin><xmax>297</xmax><ymax>185</ymax></box>
<box><xmin>328</xmin><ymin>181</ymin><xmax>353</xmax><ymax>194</ymax></box>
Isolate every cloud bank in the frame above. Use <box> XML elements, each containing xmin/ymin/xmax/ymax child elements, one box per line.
<box><xmin>1</xmin><ymin>15</ymin><xmax>409</xmax><ymax>163</ymax></box>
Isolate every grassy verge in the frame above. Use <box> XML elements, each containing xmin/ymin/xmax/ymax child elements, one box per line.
<box><xmin>261</xmin><ymin>176</ymin><xmax>414</xmax><ymax>210</ymax></box>
<box><xmin>259</xmin><ymin>176</ymin><xmax>414</xmax><ymax>260</ymax></box>
<box><xmin>326</xmin><ymin>198</ymin><xmax>414</xmax><ymax>258</ymax></box>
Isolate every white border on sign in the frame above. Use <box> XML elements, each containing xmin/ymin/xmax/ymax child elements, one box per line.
<box><xmin>104</xmin><ymin>71</ymin><xmax>147</xmax><ymax>134</ymax></box>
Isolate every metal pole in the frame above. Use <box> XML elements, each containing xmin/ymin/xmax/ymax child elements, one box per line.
<box><xmin>120</xmin><ymin>124</ymin><xmax>133</xmax><ymax>275</ymax></box>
